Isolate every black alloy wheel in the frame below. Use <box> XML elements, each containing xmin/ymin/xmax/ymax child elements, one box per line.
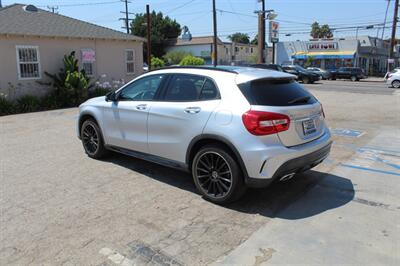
<box><xmin>81</xmin><ymin>119</ymin><xmax>108</xmax><ymax>159</ymax></box>
<box><xmin>192</xmin><ymin>146</ymin><xmax>246</xmax><ymax>204</ymax></box>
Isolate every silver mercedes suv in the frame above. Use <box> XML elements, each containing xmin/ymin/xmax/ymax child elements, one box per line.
<box><xmin>77</xmin><ymin>66</ymin><xmax>332</xmax><ymax>203</ymax></box>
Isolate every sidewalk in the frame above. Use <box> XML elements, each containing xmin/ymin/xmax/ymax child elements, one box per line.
<box><xmin>361</xmin><ymin>76</ymin><xmax>385</xmax><ymax>82</ymax></box>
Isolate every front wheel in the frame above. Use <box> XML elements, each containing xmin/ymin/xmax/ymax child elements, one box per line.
<box><xmin>351</xmin><ymin>76</ymin><xmax>357</xmax><ymax>82</ymax></box>
<box><xmin>302</xmin><ymin>77</ymin><xmax>310</xmax><ymax>84</ymax></box>
<box><xmin>392</xmin><ymin>80</ymin><xmax>400</xmax><ymax>88</ymax></box>
<box><xmin>81</xmin><ymin>119</ymin><xmax>108</xmax><ymax>159</ymax></box>
<box><xmin>192</xmin><ymin>145</ymin><xmax>246</xmax><ymax>204</ymax></box>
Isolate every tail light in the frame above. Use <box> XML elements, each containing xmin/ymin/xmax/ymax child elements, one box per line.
<box><xmin>242</xmin><ymin>110</ymin><xmax>290</xmax><ymax>136</ymax></box>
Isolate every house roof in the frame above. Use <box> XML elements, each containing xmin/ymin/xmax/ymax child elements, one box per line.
<box><xmin>168</xmin><ymin>36</ymin><xmax>224</xmax><ymax>46</ymax></box>
<box><xmin>0</xmin><ymin>4</ymin><xmax>145</xmax><ymax>42</ymax></box>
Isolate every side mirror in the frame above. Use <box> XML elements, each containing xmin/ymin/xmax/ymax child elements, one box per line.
<box><xmin>105</xmin><ymin>91</ymin><xmax>117</xmax><ymax>102</ymax></box>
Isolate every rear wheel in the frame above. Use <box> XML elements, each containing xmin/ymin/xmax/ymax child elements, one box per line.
<box><xmin>351</xmin><ymin>75</ymin><xmax>357</xmax><ymax>82</ymax></box>
<box><xmin>192</xmin><ymin>145</ymin><xmax>246</xmax><ymax>204</ymax></box>
<box><xmin>392</xmin><ymin>80</ymin><xmax>400</xmax><ymax>88</ymax></box>
<box><xmin>81</xmin><ymin>119</ymin><xmax>108</xmax><ymax>159</ymax></box>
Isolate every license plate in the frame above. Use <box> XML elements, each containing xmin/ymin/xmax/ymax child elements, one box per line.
<box><xmin>303</xmin><ymin>119</ymin><xmax>317</xmax><ymax>135</ymax></box>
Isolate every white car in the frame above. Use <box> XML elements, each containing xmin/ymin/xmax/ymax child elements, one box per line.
<box><xmin>77</xmin><ymin>66</ymin><xmax>332</xmax><ymax>203</ymax></box>
<box><xmin>386</xmin><ymin>71</ymin><xmax>400</xmax><ymax>88</ymax></box>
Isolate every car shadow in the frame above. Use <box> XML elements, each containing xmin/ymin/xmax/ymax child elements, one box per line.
<box><xmin>104</xmin><ymin>153</ymin><xmax>354</xmax><ymax>220</ymax></box>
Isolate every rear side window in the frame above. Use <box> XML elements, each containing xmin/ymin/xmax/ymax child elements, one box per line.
<box><xmin>238</xmin><ymin>79</ymin><xmax>317</xmax><ymax>106</ymax></box>
<box><xmin>163</xmin><ymin>74</ymin><xmax>219</xmax><ymax>101</ymax></box>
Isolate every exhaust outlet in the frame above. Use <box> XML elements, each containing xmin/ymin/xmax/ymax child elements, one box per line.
<box><xmin>279</xmin><ymin>173</ymin><xmax>296</xmax><ymax>182</ymax></box>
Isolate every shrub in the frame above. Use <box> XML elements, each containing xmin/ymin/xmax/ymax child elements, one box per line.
<box><xmin>0</xmin><ymin>94</ymin><xmax>16</xmax><ymax>116</ymax></box>
<box><xmin>16</xmin><ymin>95</ymin><xmax>41</xmax><ymax>113</ymax></box>
<box><xmin>89</xmin><ymin>87</ymin><xmax>111</xmax><ymax>98</ymax></box>
<box><xmin>179</xmin><ymin>55</ymin><xmax>205</xmax><ymax>66</ymax></box>
<box><xmin>151</xmin><ymin>57</ymin><xmax>165</xmax><ymax>69</ymax></box>
<box><xmin>44</xmin><ymin>51</ymin><xmax>92</xmax><ymax>107</ymax></box>
<box><xmin>163</xmin><ymin>51</ymin><xmax>192</xmax><ymax>65</ymax></box>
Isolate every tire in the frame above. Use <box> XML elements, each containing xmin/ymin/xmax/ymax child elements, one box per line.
<box><xmin>302</xmin><ymin>77</ymin><xmax>310</xmax><ymax>84</ymax></box>
<box><xmin>80</xmin><ymin>119</ymin><xmax>108</xmax><ymax>159</ymax></box>
<box><xmin>351</xmin><ymin>76</ymin><xmax>357</xmax><ymax>82</ymax></box>
<box><xmin>392</xmin><ymin>80</ymin><xmax>400</xmax><ymax>88</ymax></box>
<box><xmin>192</xmin><ymin>145</ymin><xmax>247</xmax><ymax>204</ymax></box>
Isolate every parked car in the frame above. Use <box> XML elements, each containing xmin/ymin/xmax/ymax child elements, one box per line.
<box><xmin>248</xmin><ymin>63</ymin><xmax>284</xmax><ymax>72</ymax></box>
<box><xmin>307</xmin><ymin>67</ymin><xmax>331</xmax><ymax>80</ymax></box>
<box><xmin>386</xmin><ymin>71</ymin><xmax>400</xmax><ymax>88</ymax></box>
<box><xmin>330</xmin><ymin>67</ymin><xmax>366</xmax><ymax>81</ymax></box>
<box><xmin>77</xmin><ymin>66</ymin><xmax>332</xmax><ymax>203</ymax></box>
<box><xmin>281</xmin><ymin>65</ymin><xmax>321</xmax><ymax>84</ymax></box>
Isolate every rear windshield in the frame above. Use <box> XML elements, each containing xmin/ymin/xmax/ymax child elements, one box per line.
<box><xmin>238</xmin><ymin>79</ymin><xmax>318</xmax><ymax>106</ymax></box>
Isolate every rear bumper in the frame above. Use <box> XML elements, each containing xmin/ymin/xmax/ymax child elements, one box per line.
<box><xmin>243</xmin><ymin>130</ymin><xmax>332</xmax><ymax>188</ymax></box>
<box><xmin>246</xmin><ymin>142</ymin><xmax>332</xmax><ymax>188</ymax></box>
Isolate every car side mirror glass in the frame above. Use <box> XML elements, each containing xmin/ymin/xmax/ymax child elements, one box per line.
<box><xmin>105</xmin><ymin>91</ymin><xmax>117</xmax><ymax>102</ymax></box>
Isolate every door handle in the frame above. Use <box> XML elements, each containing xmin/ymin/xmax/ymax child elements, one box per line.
<box><xmin>184</xmin><ymin>107</ymin><xmax>201</xmax><ymax>114</ymax></box>
<box><xmin>135</xmin><ymin>104</ymin><xmax>147</xmax><ymax>110</ymax></box>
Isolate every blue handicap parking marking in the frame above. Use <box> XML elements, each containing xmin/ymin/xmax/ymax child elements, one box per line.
<box><xmin>331</xmin><ymin>128</ymin><xmax>365</xmax><ymax>138</ymax></box>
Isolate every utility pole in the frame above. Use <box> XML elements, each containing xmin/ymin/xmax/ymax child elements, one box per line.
<box><xmin>212</xmin><ymin>0</ymin><xmax>218</xmax><ymax>67</ymax></box>
<box><xmin>389</xmin><ymin>0</ymin><xmax>399</xmax><ymax>66</ymax></box>
<box><xmin>258</xmin><ymin>0</ymin><xmax>266</xmax><ymax>63</ymax></box>
<box><xmin>119</xmin><ymin>0</ymin><xmax>132</xmax><ymax>34</ymax></box>
<box><xmin>47</xmin><ymin>5</ymin><xmax>58</xmax><ymax>13</ymax></box>
<box><xmin>146</xmin><ymin>4</ymin><xmax>151</xmax><ymax>69</ymax></box>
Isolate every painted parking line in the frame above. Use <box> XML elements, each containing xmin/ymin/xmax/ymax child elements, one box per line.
<box><xmin>330</xmin><ymin>128</ymin><xmax>366</xmax><ymax>138</ymax></box>
<box><xmin>340</xmin><ymin>163</ymin><xmax>400</xmax><ymax>177</ymax></box>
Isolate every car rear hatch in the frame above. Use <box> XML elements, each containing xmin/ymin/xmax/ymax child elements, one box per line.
<box><xmin>238</xmin><ymin>78</ymin><xmax>325</xmax><ymax>147</ymax></box>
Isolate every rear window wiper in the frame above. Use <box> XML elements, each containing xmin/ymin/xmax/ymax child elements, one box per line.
<box><xmin>288</xmin><ymin>96</ymin><xmax>310</xmax><ymax>104</ymax></box>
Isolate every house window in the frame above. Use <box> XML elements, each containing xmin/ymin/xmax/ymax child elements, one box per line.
<box><xmin>16</xmin><ymin>45</ymin><xmax>41</xmax><ymax>79</ymax></box>
<box><xmin>251</xmin><ymin>48</ymin><xmax>253</xmax><ymax>53</ymax></box>
<box><xmin>245</xmin><ymin>47</ymin><xmax>249</xmax><ymax>53</ymax></box>
<box><xmin>126</xmin><ymin>49</ymin><xmax>135</xmax><ymax>74</ymax></box>
<box><xmin>81</xmin><ymin>49</ymin><xmax>95</xmax><ymax>76</ymax></box>
<box><xmin>235</xmin><ymin>47</ymin><xmax>239</xmax><ymax>54</ymax></box>
<box><xmin>82</xmin><ymin>62</ymin><xmax>93</xmax><ymax>76</ymax></box>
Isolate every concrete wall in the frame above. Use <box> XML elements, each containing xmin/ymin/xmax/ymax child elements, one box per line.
<box><xmin>0</xmin><ymin>35</ymin><xmax>143</xmax><ymax>99</ymax></box>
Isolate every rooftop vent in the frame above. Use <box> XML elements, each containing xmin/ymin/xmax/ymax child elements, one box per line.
<box><xmin>23</xmin><ymin>5</ymin><xmax>38</xmax><ymax>13</ymax></box>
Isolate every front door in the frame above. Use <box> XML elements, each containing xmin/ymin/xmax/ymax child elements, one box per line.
<box><xmin>102</xmin><ymin>74</ymin><xmax>166</xmax><ymax>153</ymax></box>
<box><xmin>148</xmin><ymin>74</ymin><xmax>221</xmax><ymax>163</ymax></box>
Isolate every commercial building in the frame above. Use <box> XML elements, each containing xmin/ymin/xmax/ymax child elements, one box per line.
<box><xmin>0</xmin><ymin>4</ymin><xmax>145</xmax><ymax>99</ymax></box>
<box><xmin>277</xmin><ymin>36</ymin><xmax>399</xmax><ymax>75</ymax></box>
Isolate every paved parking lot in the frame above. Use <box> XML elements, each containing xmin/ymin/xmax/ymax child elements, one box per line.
<box><xmin>1</xmin><ymin>80</ymin><xmax>399</xmax><ymax>265</ymax></box>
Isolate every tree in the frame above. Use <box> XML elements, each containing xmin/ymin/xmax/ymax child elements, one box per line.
<box><xmin>311</xmin><ymin>22</ymin><xmax>333</xmax><ymax>39</ymax></box>
<box><xmin>131</xmin><ymin>11</ymin><xmax>181</xmax><ymax>57</ymax></box>
<box><xmin>228</xmin><ymin>32</ymin><xmax>250</xmax><ymax>44</ymax></box>
<box><xmin>251</xmin><ymin>34</ymin><xmax>258</xmax><ymax>45</ymax></box>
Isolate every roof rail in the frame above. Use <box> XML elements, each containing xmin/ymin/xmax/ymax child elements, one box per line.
<box><xmin>150</xmin><ymin>66</ymin><xmax>238</xmax><ymax>74</ymax></box>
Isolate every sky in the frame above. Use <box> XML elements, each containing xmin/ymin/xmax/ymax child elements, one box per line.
<box><xmin>1</xmin><ymin>0</ymin><xmax>397</xmax><ymax>43</ymax></box>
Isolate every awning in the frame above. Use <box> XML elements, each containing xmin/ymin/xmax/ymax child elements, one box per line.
<box><xmin>292</xmin><ymin>51</ymin><xmax>355</xmax><ymax>60</ymax></box>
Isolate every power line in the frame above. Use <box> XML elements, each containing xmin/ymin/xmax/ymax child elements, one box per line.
<box><xmin>38</xmin><ymin>1</ymin><xmax>120</xmax><ymax>8</ymax></box>
<box><xmin>166</xmin><ymin>0</ymin><xmax>198</xmax><ymax>14</ymax></box>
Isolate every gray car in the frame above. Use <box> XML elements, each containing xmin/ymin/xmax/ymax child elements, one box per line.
<box><xmin>77</xmin><ymin>66</ymin><xmax>332</xmax><ymax>203</ymax></box>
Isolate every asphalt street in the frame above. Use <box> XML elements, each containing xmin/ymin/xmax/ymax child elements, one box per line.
<box><xmin>0</xmin><ymin>80</ymin><xmax>399</xmax><ymax>265</ymax></box>
<box><xmin>304</xmin><ymin>79</ymin><xmax>397</xmax><ymax>95</ymax></box>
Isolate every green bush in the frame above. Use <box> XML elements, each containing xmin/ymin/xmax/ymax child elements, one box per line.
<box><xmin>89</xmin><ymin>87</ymin><xmax>111</xmax><ymax>98</ymax></box>
<box><xmin>16</xmin><ymin>95</ymin><xmax>41</xmax><ymax>113</ymax></box>
<box><xmin>45</xmin><ymin>51</ymin><xmax>92</xmax><ymax>107</ymax></box>
<box><xmin>163</xmin><ymin>51</ymin><xmax>192</xmax><ymax>65</ymax></box>
<box><xmin>0</xmin><ymin>94</ymin><xmax>16</xmax><ymax>116</ymax></box>
<box><xmin>151</xmin><ymin>57</ymin><xmax>165</xmax><ymax>69</ymax></box>
<box><xmin>179</xmin><ymin>55</ymin><xmax>205</xmax><ymax>66</ymax></box>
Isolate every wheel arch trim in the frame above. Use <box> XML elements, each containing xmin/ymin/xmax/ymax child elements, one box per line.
<box><xmin>186</xmin><ymin>134</ymin><xmax>249</xmax><ymax>180</ymax></box>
